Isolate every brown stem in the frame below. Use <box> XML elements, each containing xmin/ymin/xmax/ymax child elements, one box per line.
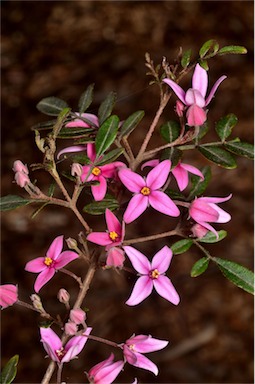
<box><xmin>73</xmin><ymin>263</ymin><xmax>97</xmax><ymax>309</ymax></box>
<box><xmin>59</xmin><ymin>268</ymin><xmax>83</xmax><ymax>288</ymax></box>
<box><xmin>123</xmin><ymin>229</ymin><xmax>179</xmax><ymax>246</ymax></box>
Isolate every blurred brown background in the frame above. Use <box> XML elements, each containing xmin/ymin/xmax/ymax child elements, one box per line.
<box><xmin>1</xmin><ymin>1</ymin><xmax>253</xmax><ymax>383</ymax></box>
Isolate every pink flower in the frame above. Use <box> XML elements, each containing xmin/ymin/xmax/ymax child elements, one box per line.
<box><xmin>70</xmin><ymin>308</ymin><xmax>86</xmax><ymax>324</ymax></box>
<box><xmin>163</xmin><ymin>64</ymin><xmax>226</xmax><ymax>126</ymax></box>
<box><xmin>87</xmin><ymin>209</ymin><xmax>125</xmax><ymax>249</ymax></box>
<box><xmin>106</xmin><ymin>247</ymin><xmax>125</xmax><ymax>268</ymax></box>
<box><xmin>189</xmin><ymin>194</ymin><xmax>232</xmax><ymax>237</ymax></box>
<box><xmin>65</xmin><ymin>113</ymin><xmax>99</xmax><ymax>128</ymax></box>
<box><xmin>118</xmin><ymin>160</ymin><xmax>180</xmax><ymax>223</ymax></box>
<box><xmin>122</xmin><ymin>334</ymin><xmax>168</xmax><ymax>375</ymax></box>
<box><xmin>13</xmin><ymin>160</ymin><xmax>29</xmax><ymax>174</ymax></box>
<box><xmin>40</xmin><ymin>326</ymin><xmax>92</xmax><ymax>363</ymax></box>
<box><xmin>25</xmin><ymin>235</ymin><xmax>79</xmax><ymax>292</ymax></box>
<box><xmin>0</xmin><ymin>284</ymin><xmax>18</xmax><ymax>309</ymax></box>
<box><xmin>81</xmin><ymin>143</ymin><xmax>125</xmax><ymax>201</ymax></box>
<box><xmin>64</xmin><ymin>321</ymin><xmax>78</xmax><ymax>336</ymax></box>
<box><xmin>87</xmin><ymin>353</ymin><xmax>124</xmax><ymax>384</ymax></box>
<box><xmin>124</xmin><ymin>246</ymin><xmax>180</xmax><ymax>306</ymax></box>
<box><xmin>191</xmin><ymin>223</ymin><xmax>209</xmax><ymax>238</ymax></box>
<box><xmin>13</xmin><ymin>160</ymin><xmax>30</xmax><ymax>188</ymax></box>
<box><xmin>171</xmin><ymin>162</ymin><xmax>204</xmax><ymax>191</ymax></box>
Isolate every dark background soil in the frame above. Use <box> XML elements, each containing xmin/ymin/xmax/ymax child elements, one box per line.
<box><xmin>1</xmin><ymin>1</ymin><xmax>254</xmax><ymax>383</ymax></box>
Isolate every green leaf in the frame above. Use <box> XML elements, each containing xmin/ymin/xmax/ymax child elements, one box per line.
<box><xmin>78</xmin><ymin>84</ymin><xmax>94</xmax><ymax>114</ymax></box>
<box><xmin>218</xmin><ymin>45</ymin><xmax>247</xmax><ymax>55</ymax></box>
<box><xmin>189</xmin><ymin>166</ymin><xmax>211</xmax><ymax>199</ymax></box>
<box><xmin>213</xmin><ymin>258</ymin><xmax>254</xmax><ymax>294</ymax></box>
<box><xmin>215</xmin><ymin>114</ymin><xmax>238</xmax><ymax>141</ymax></box>
<box><xmin>0</xmin><ymin>355</ymin><xmax>19</xmax><ymax>384</ymax></box>
<box><xmin>165</xmin><ymin>189</ymin><xmax>186</xmax><ymax>200</ymax></box>
<box><xmin>53</xmin><ymin>108</ymin><xmax>71</xmax><ymax>138</ymax></box>
<box><xmin>0</xmin><ymin>195</ymin><xmax>32</xmax><ymax>211</ymax></box>
<box><xmin>191</xmin><ymin>257</ymin><xmax>209</xmax><ymax>277</ymax></box>
<box><xmin>97</xmin><ymin>148</ymin><xmax>124</xmax><ymax>166</ymax></box>
<box><xmin>83</xmin><ymin>196</ymin><xmax>119</xmax><ymax>215</ymax></box>
<box><xmin>198</xmin><ymin>230</ymin><xmax>227</xmax><ymax>243</ymax></box>
<box><xmin>120</xmin><ymin>110</ymin><xmax>145</xmax><ymax>137</ymax></box>
<box><xmin>199</xmin><ymin>39</ymin><xmax>219</xmax><ymax>58</ymax></box>
<box><xmin>160</xmin><ymin>121</ymin><xmax>180</xmax><ymax>143</ymax></box>
<box><xmin>36</xmin><ymin>97</ymin><xmax>69</xmax><ymax>116</ymax></box>
<box><xmin>95</xmin><ymin>115</ymin><xmax>120</xmax><ymax>157</ymax></box>
<box><xmin>224</xmin><ymin>140</ymin><xmax>254</xmax><ymax>160</ymax></box>
<box><xmin>57</xmin><ymin>126</ymin><xmax>94</xmax><ymax>139</ymax></box>
<box><xmin>181</xmin><ymin>49</ymin><xmax>192</xmax><ymax>68</ymax></box>
<box><xmin>199</xmin><ymin>60</ymin><xmax>209</xmax><ymax>70</ymax></box>
<box><xmin>161</xmin><ymin>147</ymin><xmax>183</xmax><ymax>168</ymax></box>
<box><xmin>198</xmin><ymin>122</ymin><xmax>209</xmax><ymax>139</ymax></box>
<box><xmin>171</xmin><ymin>239</ymin><xmax>193</xmax><ymax>255</ymax></box>
<box><xmin>198</xmin><ymin>145</ymin><xmax>237</xmax><ymax>169</ymax></box>
<box><xmin>31</xmin><ymin>119</ymin><xmax>57</xmax><ymax>131</ymax></box>
<box><xmin>98</xmin><ymin>92</ymin><xmax>117</xmax><ymax>125</ymax></box>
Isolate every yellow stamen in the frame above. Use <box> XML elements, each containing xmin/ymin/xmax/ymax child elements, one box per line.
<box><xmin>140</xmin><ymin>186</ymin><xmax>150</xmax><ymax>196</ymax></box>
<box><xmin>109</xmin><ymin>231</ymin><xmax>119</xmax><ymax>241</ymax></box>
<box><xmin>56</xmin><ymin>347</ymin><xmax>66</xmax><ymax>359</ymax></box>
<box><xmin>128</xmin><ymin>344</ymin><xmax>135</xmax><ymax>351</ymax></box>
<box><xmin>150</xmin><ymin>269</ymin><xmax>160</xmax><ymax>279</ymax></box>
<box><xmin>44</xmin><ymin>257</ymin><xmax>53</xmax><ymax>266</ymax></box>
<box><xmin>92</xmin><ymin>167</ymin><xmax>101</xmax><ymax>176</ymax></box>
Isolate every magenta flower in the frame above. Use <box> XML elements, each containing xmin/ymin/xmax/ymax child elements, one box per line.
<box><xmin>163</xmin><ymin>64</ymin><xmax>227</xmax><ymax>126</ymax></box>
<box><xmin>65</xmin><ymin>112</ymin><xmax>99</xmax><ymax>128</ymax></box>
<box><xmin>25</xmin><ymin>235</ymin><xmax>79</xmax><ymax>293</ymax></box>
<box><xmin>189</xmin><ymin>194</ymin><xmax>232</xmax><ymax>237</ymax></box>
<box><xmin>0</xmin><ymin>284</ymin><xmax>18</xmax><ymax>309</ymax></box>
<box><xmin>87</xmin><ymin>209</ymin><xmax>125</xmax><ymax>250</ymax></box>
<box><xmin>118</xmin><ymin>160</ymin><xmax>180</xmax><ymax>223</ymax></box>
<box><xmin>87</xmin><ymin>353</ymin><xmax>124</xmax><ymax>384</ymax></box>
<box><xmin>122</xmin><ymin>334</ymin><xmax>168</xmax><ymax>375</ymax></box>
<box><xmin>124</xmin><ymin>245</ymin><xmax>180</xmax><ymax>306</ymax></box>
<box><xmin>40</xmin><ymin>326</ymin><xmax>92</xmax><ymax>364</ymax></box>
<box><xmin>106</xmin><ymin>247</ymin><xmax>125</xmax><ymax>268</ymax></box>
<box><xmin>81</xmin><ymin>143</ymin><xmax>125</xmax><ymax>201</ymax></box>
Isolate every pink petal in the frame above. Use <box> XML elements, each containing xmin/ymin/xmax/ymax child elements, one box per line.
<box><xmin>105</xmin><ymin>209</ymin><xmax>121</xmax><ymax>234</ymax></box>
<box><xmin>186</xmin><ymin>104</ymin><xmax>207</xmax><ymax>126</ymax></box>
<box><xmin>87</xmin><ymin>143</ymin><xmax>97</xmax><ymax>162</ymax></box>
<box><xmin>208</xmin><ymin>204</ymin><xmax>231</xmax><ymax>223</ymax></box>
<box><xmin>40</xmin><ymin>327</ymin><xmax>62</xmax><ymax>362</ymax></box>
<box><xmin>126</xmin><ymin>276</ymin><xmax>153</xmax><ymax>306</ymax></box>
<box><xmin>81</xmin><ymin>166</ymin><xmax>94</xmax><ymax>183</ymax></box>
<box><xmin>163</xmin><ymin>79</ymin><xmax>186</xmax><ymax>104</ymax></box>
<box><xmin>205</xmin><ymin>75</ymin><xmax>227</xmax><ymax>106</ymax></box>
<box><xmin>192</xmin><ymin>64</ymin><xmax>208</xmax><ymax>98</ymax></box>
<box><xmin>87</xmin><ymin>232</ymin><xmax>113</xmax><ymax>246</ymax></box>
<box><xmin>129</xmin><ymin>335</ymin><xmax>168</xmax><ymax>353</ymax></box>
<box><xmin>180</xmin><ymin>163</ymin><xmax>204</xmax><ymax>179</ymax></box>
<box><xmin>0</xmin><ymin>284</ymin><xmax>18</xmax><ymax>308</ymax></box>
<box><xmin>123</xmin><ymin>246</ymin><xmax>151</xmax><ymax>274</ymax></box>
<box><xmin>171</xmin><ymin>165</ymin><xmax>189</xmax><ymax>191</ymax></box>
<box><xmin>190</xmin><ymin>200</ymin><xmax>219</xmax><ymax>222</ymax></box>
<box><xmin>129</xmin><ymin>351</ymin><xmax>159</xmax><ymax>375</ymax></box>
<box><xmin>91</xmin><ymin>176</ymin><xmax>107</xmax><ymax>201</ymax></box>
<box><xmin>123</xmin><ymin>194</ymin><xmax>148</xmax><ymax>223</ymax></box>
<box><xmin>153</xmin><ymin>275</ymin><xmax>180</xmax><ymax>305</ymax></box>
<box><xmin>198</xmin><ymin>194</ymin><xmax>232</xmax><ymax>204</ymax></box>
<box><xmin>89</xmin><ymin>353</ymin><xmax>115</xmax><ymax>377</ymax></box>
<box><xmin>106</xmin><ymin>247</ymin><xmax>125</xmax><ymax>268</ymax></box>
<box><xmin>118</xmin><ymin>168</ymin><xmax>145</xmax><ymax>193</ymax></box>
<box><xmin>91</xmin><ymin>356</ymin><xmax>124</xmax><ymax>384</ymax></box>
<box><xmin>146</xmin><ymin>160</ymin><xmax>171</xmax><ymax>190</ymax></box>
<box><xmin>46</xmin><ymin>235</ymin><xmax>63</xmax><ymax>261</ymax></box>
<box><xmin>141</xmin><ymin>159</ymin><xmax>159</xmax><ymax>170</ymax></box>
<box><xmin>25</xmin><ymin>257</ymin><xmax>46</xmax><ymax>273</ymax></box>
<box><xmin>57</xmin><ymin>145</ymin><xmax>86</xmax><ymax>160</ymax></box>
<box><xmin>55</xmin><ymin>251</ymin><xmax>79</xmax><ymax>270</ymax></box>
<box><xmin>34</xmin><ymin>268</ymin><xmax>56</xmax><ymax>293</ymax></box>
<box><xmin>196</xmin><ymin>221</ymin><xmax>218</xmax><ymax>238</ymax></box>
<box><xmin>185</xmin><ymin>89</ymin><xmax>205</xmax><ymax>108</ymax></box>
<box><xmin>151</xmin><ymin>246</ymin><xmax>172</xmax><ymax>273</ymax></box>
<box><xmin>63</xmin><ymin>327</ymin><xmax>92</xmax><ymax>363</ymax></box>
<box><xmin>149</xmin><ymin>191</ymin><xmax>180</xmax><ymax>217</ymax></box>
<box><xmin>101</xmin><ymin>162</ymin><xmax>125</xmax><ymax>178</ymax></box>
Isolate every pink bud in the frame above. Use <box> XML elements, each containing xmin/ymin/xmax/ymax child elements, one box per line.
<box><xmin>14</xmin><ymin>171</ymin><xmax>30</xmax><ymax>188</ymax></box>
<box><xmin>65</xmin><ymin>321</ymin><xmax>78</xmax><ymax>335</ymax></box>
<box><xmin>71</xmin><ymin>163</ymin><xmax>83</xmax><ymax>177</ymax></box>
<box><xmin>191</xmin><ymin>223</ymin><xmax>208</xmax><ymax>238</ymax></box>
<box><xmin>70</xmin><ymin>308</ymin><xmax>86</xmax><ymax>324</ymax></box>
<box><xmin>175</xmin><ymin>100</ymin><xmax>185</xmax><ymax>117</ymax></box>
<box><xmin>13</xmin><ymin>160</ymin><xmax>29</xmax><ymax>174</ymax></box>
<box><xmin>106</xmin><ymin>247</ymin><xmax>125</xmax><ymax>268</ymax></box>
<box><xmin>58</xmin><ymin>288</ymin><xmax>70</xmax><ymax>304</ymax></box>
<box><xmin>0</xmin><ymin>284</ymin><xmax>18</xmax><ymax>309</ymax></box>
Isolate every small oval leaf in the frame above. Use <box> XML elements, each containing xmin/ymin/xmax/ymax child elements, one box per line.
<box><xmin>36</xmin><ymin>97</ymin><xmax>69</xmax><ymax>116</ymax></box>
<box><xmin>171</xmin><ymin>239</ymin><xmax>193</xmax><ymax>255</ymax></box>
<box><xmin>198</xmin><ymin>230</ymin><xmax>227</xmax><ymax>243</ymax></box>
<box><xmin>120</xmin><ymin>110</ymin><xmax>145</xmax><ymax>137</ymax></box>
<box><xmin>181</xmin><ymin>49</ymin><xmax>192</xmax><ymax>68</ymax></box>
<box><xmin>160</xmin><ymin>121</ymin><xmax>180</xmax><ymax>143</ymax></box>
<box><xmin>224</xmin><ymin>141</ymin><xmax>254</xmax><ymax>160</ymax></box>
<box><xmin>198</xmin><ymin>145</ymin><xmax>237</xmax><ymax>169</ymax></box>
<box><xmin>191</xmin><ymin>257</ymin><xmax>209</xmax><ymax>277</ymax></box>
<box><xmin>0</xmin><ymin>195</ymin><xmax>32</xmax><ymax>211</ymax></box>
<box><xmin>97</xmin><ymin>148</ymin><xmax>124</xmax><ymax>166</ymax></box>
<box><xmin>98</xmin><ymin>92</ymin><xmax>117</xmax><ymax>125</ymax></box>
<box><xmin>78</xmin><ymin>84</ymin><xmax>94</xmax><ymax>114</ymax></box>
<box><xmin>83</xmin><ymin>196</ymin><xmax>119</xmax><ymax>215</ymax></box>
<box><xmin>215</xmin><ymin>114</ymin><xmax>238</xmax><ymax>141</ymax></box>
<box><xmin>218</xmin><ymin>45</ymin><xmax>247</xmax><ymax>55</ymax></box>
<box><xmin>199</xmin><ymin>39</ymin><xmax>219</xmax><ymax>58</ymax></box>
<box><xmin>95</xmin><ymin>115</ymin><xmax>120</xmax><ymax>157</ymax></box>
<box><xmin>188</xmin><ymin>166</ymin><xmax>211</xmax><ymax>199</ymax></box>
<box><xmin>0</xmin><ymin>354</ymin><xmax>19</xmax><ymax>384</ymax></box>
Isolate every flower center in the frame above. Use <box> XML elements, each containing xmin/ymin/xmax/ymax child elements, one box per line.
<box><xmin>109</xmin><ymin>231</ymin><xmax>119</xmax><ymax>241</ymax></box>
<box><xmin>55</xmin><ymin>347</ymin><xmax>66</xmax><ymax>361</ymax></box>
<box><xmin>150</xmin><ymin>269</ymin><xmax>160</xmax><ymax>279</ymax></box>
<box><xmin>92</xmin><ymin>167</ymin><xmax>101</xmax><ymax>176</ymax></box>
<box><xmin>128</xmin><ymin>343</ymin><xmax>136</xmax><ymax>351</ymax></box>
<box><xmin>44</xmin><ymin>257</ymin><xmax>54</xmax><ymax>267</ymax></box>
<box><xmin>140</xmin><ymin>186</ymin><xmax>151</xmax><ymax>196</ymax></box>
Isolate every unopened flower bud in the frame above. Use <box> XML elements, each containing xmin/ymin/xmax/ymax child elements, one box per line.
<box><xmin>66</xmin><ymin>237</ymin><xmax>78</xmax><ymax>250</ymax></box>
<box><xmin>71</xmin><ymin>163</ymin><xmax>83</xmax><ymax>177</ymax></box>
<box><xmin>64</xmin><ymin>321</ymin><xmax>77</xmax><ymax>335</ymax></box>
<box><xmin>14</xmin><ymin>172</ymin><xmax>30</xmax><ymax>188</ymax></box>
<box><xmin>30</xmin><ymin>294</ymin><xmax>46</xmax><ymax>313</ymax></box>
<box><xmin>58</xmin><ymin>288</ymin><xmax>70</xmax><ymax>304</ymax></box>
<box><xmin>70</xmin><ymin>308</ymin><xmax>86</xmax><ymax>325</ymax></box>
<box><xmin>175</xmin><ymin>100</ymin><xmax>185</xmax><ymax>117</ymax></box>
<box><xmin>13</xmin><ymin>160</ymin><xmax>29</xmax><ymax>174</ymax></box>
<box><xmin>191</xmin><ymin>223</ymin><xmax>208</xmax><ymax>239</ymax></box>
<box><xmin>106</xmin><ymin>247</ymin><xmax>125</xmax><ymax>268</ymax></box>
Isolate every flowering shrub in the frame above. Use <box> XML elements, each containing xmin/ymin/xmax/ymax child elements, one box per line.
<box><xmin>0</xmin><ymin>40</ymin><xmax>254</xmax><ymax>383</ymax></box>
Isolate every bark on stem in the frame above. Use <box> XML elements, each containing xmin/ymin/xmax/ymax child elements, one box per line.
<box><xmin>123</xmin><ymin>229</ymin><xmax>179</xmax><ymax>246</ymax></box>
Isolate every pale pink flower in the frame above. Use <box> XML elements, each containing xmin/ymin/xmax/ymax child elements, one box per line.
<box><xmin>58</xmin><ymin>288</ymin><xmax>70</xmax><ymax>304</ymax></box>
<box><xmin>0</xmin><ymin>284</ymin><xmax>18</xmax><ymax>309</ymax></box>
<box><xmin>81</xmin><ymin>143</ymin><xmax>125</xmax><ymax>201</ymax></box>
<box><xmin>65</xmin><ymin>113</ymin><xmax>99</xmax><ymax>128</ymax></box>
<box><xmin>189</xmin><ymin>194</ymin><xmax>232</xmax><ymax>237</ymax></box>
<box><xmin>40</xmin><ymin>326</ymin><xmax>92</xmax><ymax>363</ymax></box>
<box><xmin>124</xmin><ymin>246</ymin><xmax>180</xmax><ymax>306</ymax></box>
<box><xmin>64</xmin><ymin>321</ymin><xmax>78</xmax><ymax>336</ymax></box>
<box><xmin>191</xmin><ymin>223</ymin><xmax>209</xmax><ymax>238</ymax></box>
<box><xmin>70</xmin><ymin>308</ymin><xmax>86</xmax><ymax>324</ymax></box>
<box><xmin>71</xmin><ymin>162</ymin><xmax>83</xmax><ymax>177</ymax></box>
<box><xmin>13</xmin><ymin>160</ymin><xmax>29</xmax><ymax>174</ymax></box>
<box><xmin>87</xmin><ymin>353</ymin><xmax>124</xmax><ymax>384</ymax></box>
<box><xmin>118</xmin><ymin>160</ymin><xmax>180</xmax><ymax>223</ymax></box>
<box><xmin>87</xmin><ymin>209</ymin><xmax>125</xmax><ymax>249</ymax></box>
<box><xmin>122</xmin><ymin>334</ymin><xmax>168</xmax><ymax>375</ymax></box>
<box><xmin>25</xmin><ymin>235</ymin><xmax>79</xmax><ymax>293</ymax></box>
<box><xmin>13</xmin><ymin>160</ymin><xmax>30</xmax><ymax>187</ymax></box>
<box><xmin>106</xmin><ymin>247</ymin><xmax>125</xmax><ymax>268</ymax></box>
<box><xmin>163</xmin><ymin>64</ymin><xmax>226</xmax><ymax>126</ymax></box>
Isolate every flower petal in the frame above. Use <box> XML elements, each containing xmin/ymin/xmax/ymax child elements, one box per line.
<box><xmin>55</xmin><ymin>251</ymin><xmax>79</xmax><ymax>270</ymax></box>
<box><xmin>198</xmin><ymin>194</ymin><xmax>232</xmax><ymax>204</ymax></box>
<box><xmin>46</xmin><ymin>235</ymin><xmax>64</xmax><ymax>261</ymax></box>
<box><xmin>91</xmin><ymin>176</ymin><xmax>107</xmax><ymax>201</ymax></box>
<box><xmin>153</xmin><ymin>275</ymin><xmax>180</xmax><ymax>305</ymax></box>
<box><xmin>57</xmin><ymin>145</ymin><xmax>87</xmax><ymax>160</ymax></box>
<box><xmin>129</xmin><ymin>335</ymin><xmax>169</xmax><ymax>353</ymax></box>
<box><xmin>105</xmin><ymin>209</ymin><xmax>122</xmax><ymax>234</ymax></box>
<box><xmin>208</xmin><ymin>204</ymin><xmax>231</xmax><ymax>223</ymax></box>
<box><xmin>171</xmin><ymin>165</ymin><xmax>189</xmax><ymax>191</ymax></box>
<box><xmin>146</xmin><ymin>160</ymin><xmax>171</xmax><ymax>190</ymax></box>
<box><xmin>190</xmin><ymin>200</ymin><xmax>219</xmax><ymax>222</ymax></box>
<box><xmin>151</xmin><ymin>246</ymin><xmax>172</xmax><ymax>273</ymax></box>
<box><xmin>40</xmin><ymin>327</ymin><xmax>62</xmax><ymax>362</ymax></box>
<box><xmin>0</xmin><ymin>284</ymin><xmax>18</xmax><ymax>308</ymax></box>
<box><xmin>63</xmin><ymin>327</ymin><xmax>92</xmax><ymax>363</ymax></box>
<box><xmin>34</xmin><ymin>268</ymin><xmax>56</xmax><ymax>293</ymax></box>
<box><xmin>92</xmin><ymin>358</ymin><xmax>124</xmax><ymax>384</ymax></box>
<box><xmin>185</xmin><ymin>89</ymin><xmax>205</xmax><ymax>107</ymax></box>
<box><xmin>128</xmin><ymin>351</ymin><xmax>159</xmax><ymax>375</ymax></box>
<box><xmin>186</xmin><ymin>104</ymin><xmax>207</xmax><ymax>126</ymax></box>
<box><xmin>141</xmin><ymin>159</ymin><xmax>159</xmax><ymax>170</ymax></box>
<box><xmin>126</xmin><ymin>276</ymin><xmax>153</xmax><ymax>306</ymax></box>
<box><xmin>149</xmin><ymin>191</ymin><xmax>180</xmax><ymax>217</ymax></box>
<box><xmin>123</xmin><ymin>194</ymin><xmax>148</xmax><ymax>223</ymax></box>
<box><xmin>87</xmin><ymin>143</ymin><xmax>97</xmax><ymax>162</ymax></box>
<box><xmin>25</xmin><ymin>257</ymin><xmax>46</xmax><ymax>273</ymax></box>
<box><xmin>180</xmin><ymin>163</ymin><xmax>204</xmax><ymax>179</ymax></box>
<box><xmin>101</xmin><ymin>162</ymin><xmax>125</xmax><ymax>178</ymax></box>
<box><xmin>192</xmin><ymin>64</ymin><xmax>208</xmax><ymax>98</ymax></box>
<box><xmin>106</xmin><ymin>247</ymin><xmax>125</xmax><ymax>268</ymax></box>
<box><xmin>87</xmin><ymin>232</ymin><xmax>112</xmax><ymax>246</ymax></box>
<box><xmin>163</xmin><ymin>79</ymin><xmax>186</xmax><ymax>104</ymax></box>
<box><xmin>118</xmin><ymin>168</ymin><xmax>145</xmax><ymax>192</ymax></box>
<box><xmin>123</xmin><ymin>246</ymin><xmax>151</xmax><ymax>274</ymax></box>
<box><xmin>205</xmin><ymin>75</ymin><xmax>227</xmax><ymax>106</ymax></box>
